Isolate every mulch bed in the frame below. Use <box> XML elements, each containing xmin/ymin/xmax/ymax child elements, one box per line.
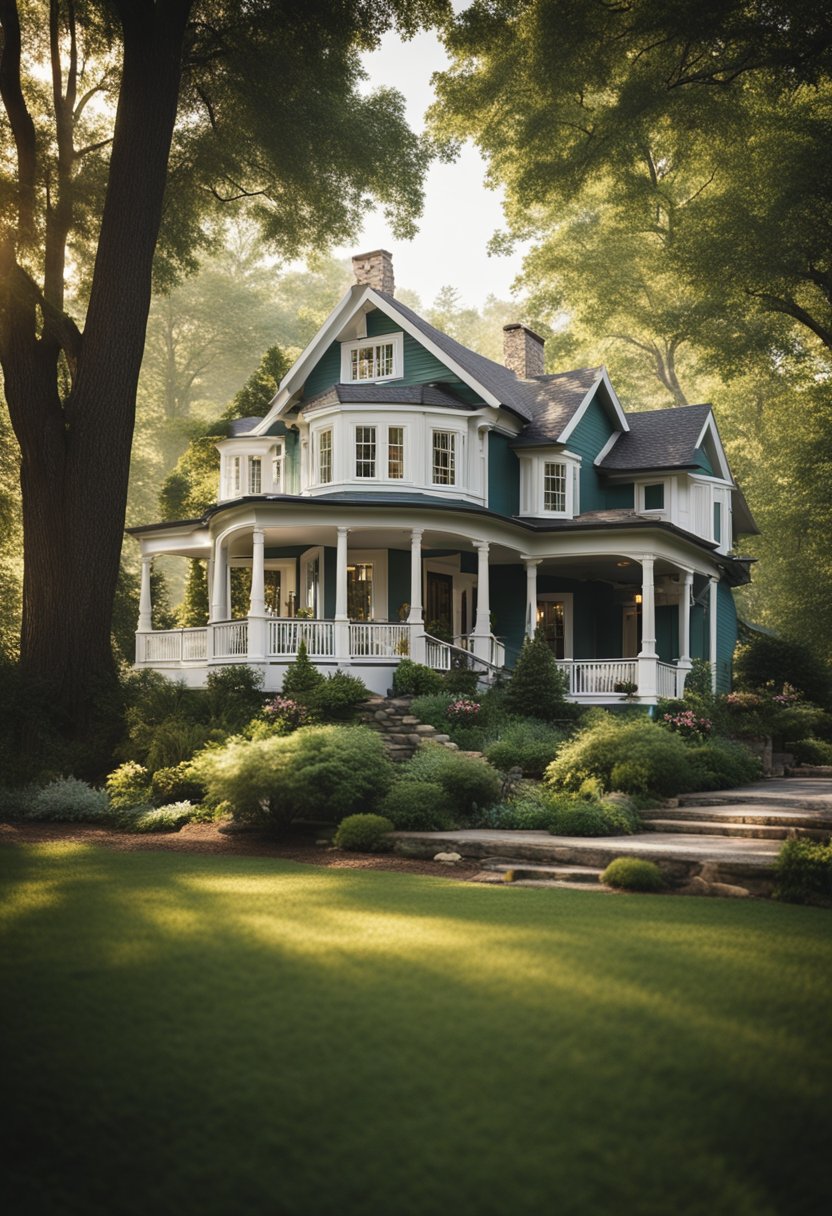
<box><xmin>0</xmin><ymin>819</ymin><xmax>481</xmax><ymax>880</ymax></box>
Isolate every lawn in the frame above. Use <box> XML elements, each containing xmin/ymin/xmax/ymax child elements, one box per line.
<box><xmin>1</xmin><ymin>845</ymin><xmax>830</xmax><ymax>1216</ymax></box>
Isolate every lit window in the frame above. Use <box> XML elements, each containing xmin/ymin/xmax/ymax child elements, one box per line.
<box><xmin>355</xmin><ymin>426</ymin><xmax>376</xmax><ymax>478</ymax></box>
<box><xmin>543</xmin><ymin>462</ymin><xmax>566</xmax><ymax>512</ymax></box>
<box><xmin>432</xmin><ymin>431</ymin><xmax>456</xmax><ymax>485</ymax></box>
<box><xmin>349</xmin><ymin>342</ymin><xmax>395</xmax><ymax>381</ymax></box>
<box><xmin>388</xmin><ymin>427</ymin><xmax>404</xmax><ymax>479</ymax></box>
<box><xmin>249</xmin><ymin>457</ymin><xmax>261</xmax><ymax>495</ymax></box>
<box><xmin>318</xmin><ymin>429</ymin><xmax>332</xmax><ymax>484</ymax></box>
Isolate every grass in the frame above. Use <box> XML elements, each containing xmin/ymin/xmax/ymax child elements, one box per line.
<box><xmin>1</xmin><ymin>844</ymin><xmax>831</xmax><ymax>1216</ymax></box>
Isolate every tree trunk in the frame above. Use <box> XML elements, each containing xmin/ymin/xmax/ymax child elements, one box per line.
<box><xmin>3</xmin><ymin>3</ymin><xmax>191</xmax><ymax>751</ymax></box>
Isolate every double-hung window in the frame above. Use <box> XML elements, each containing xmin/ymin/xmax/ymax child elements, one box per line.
<box><xmin>271</xmin><ymin>444</ymin><xmax>284</xmax><ymax>492</ymax></box>
<box><xmin>543</xmin><ymin>462</ymin><xmax>566</xmax><ymax>512</ymax></box>
<box><xmin>318</xmin><ymin>429</ymin><xmax>333</xmax><ymax>485</ymax></box>
<box><xmin>432</xmin><ymin>430</ymin><xmax>456</xmax><ymax>485</ymax></box>
<box><xmin>388</xmin><ymin>426</ymin><xmax>404</xmax><ymax>480</ymax></box>
<box><xmin>248</xmin><ymin>457</ymin><xmax>262</xmax><ymax>495</ymax></box>
<box><xmin>341</xmin><ymin>333</ymin><xmax>402</xmax><ymax>383</ymax></box>
<box><xmin>230</xmin><ymin>456</ymin><xmax>241</xmax><ymax>497</ymax></box>
<box><xmin>355</xmin><ymin>426</ymin><xmax>377</xmax><ymax>478</ymax></box>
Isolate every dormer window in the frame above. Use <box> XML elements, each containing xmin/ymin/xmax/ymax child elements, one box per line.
<box><xmin>341</xmin><ymin>332</ymin><xmax>403</xmax><ymax>383</ymax></box>
<box><xmin>643</xmin><ymin>483</ymin><xmax>665</xmax><ymax>511</ymax></box>
<box><xmin>543</xmin><ymin>462</ymin><xmax>567</xmax><ymax>512</ymax></box>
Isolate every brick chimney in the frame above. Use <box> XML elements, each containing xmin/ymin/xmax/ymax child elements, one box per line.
<box><xmin>503</xmin><ymin>323</ymin><xmax>545</xmax><ymax>378</ymax></box>
<box><xmin>352</xmin><ymin>249</ymin><xmax>395</xmax><ymax>296</ymax></box>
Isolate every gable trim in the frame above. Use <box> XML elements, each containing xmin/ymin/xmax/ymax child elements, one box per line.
<box><xmin>694</xmin><ymin>412</ymin><xmax>733</xmax><ymax>483</ymax></box>
<box><xmin>557</xmin><ymin>367</ymin><xmax>629</xmax><ymax>443</ymax></box>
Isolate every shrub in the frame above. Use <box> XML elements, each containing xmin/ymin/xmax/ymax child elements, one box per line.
<box><xmin>478</xmin><ymin>786</ymin><xmax>561</xmax><ymax>831</ymax></box>
<box><xmin>774</xmin><ymin>838</ymin><xmax>832</xmax><ymax>906</ymax></box>
<box><xmin>734</xmin><ymin>633</ymin><xmax>832</xmax><ymax>710</ymax></box>
<box><xmin>504</xmin><ymin>632</ymin><xmax>572</xmax><ymax>721</ymax></box>
<box><xmin>485</xmin><ymin>719</ymin><xmax>567</xmax><ymax>778</ymax></box>
<box><xmin>661</xmin><ymin>709</ymin><xmax>712</xmax><ymax>741</ymax></box>
<box><xmin>443</xmin><ymin>665</ymin><xmax>479</xmax><ymax>695</ymax></box>
<box><xmin>0</xmin><ymin>784</ymin><xmax>38</xmax><ymax>819</ymax></box>
<box><xmin>27</xmin><ymin>777</ymin><xmax>111</xmax><ymax>822</ymax></box>
<box><xmin>281</xmin><ymin>640</ymin><xmax>325</xmax><ymax>700</ymax></box>
<box><xmin>334</xmin><ymin>813</ymin><xmax>394</xmax><ymax>853</ymax></box>
<box><xmin>150</xmin><ymin>762</ymin><xmax>206</xmax><ymax>806</ymax></box>
<box><xmin>204</xmin><ymin>665</ymin><xmax>265</xmax><ymax>732</ymax></box>
<box><xmin>788</xmin><ymin>738</ymin><xmax>832</xmax><ymax>766</ymax></box>
<box><xmin>191</xmin><ymin>725</ymin><xmax>393</xmax><ymax>830</ymax></box>
<box><xmin>446</xmin><ymin>697</ymin><xmax>480</xmax><ymax>723</ymax></box>
<box><xmin>548</xmin><ymin>797</ymin><xmax>640</xmax><ymax>837</ymax></box>
<box><xmin>602</xmin><ymin>857</ymin><xmax>665</xmax><ymax>892</ymax></box>
<box><xmin>546</xmin><ymin>711</ymin><xmax>695</xmax><ymax>798</ymax></box>
<box><xmin>261</xmin><ymin>696</ymin><xmax>309</xmax><ymax>732</ymax></box>
<box><xmin>105</xmin><ymin>762</ymin><xmax>152</xmax><ymax>809</ymax></box>
<box><xmin>402</xmin><ymin>743</ymin><xmax>501</xmax><ymax>820</ymax></box>
<box><xmin>410</xmin><ymin>693</ymin><xmax>454</xmax><ymax>730</ymax></box>
<box><xmin>130</xmin><ymin>802</ymin><xmax>195</xmax><ymax>833</ymax></box>
<box><xmin>380</xmin><ymin>781</ymin><xmax>453</xmax><ymax>831</ymax></box>
<box><xmin>410</xmin><ymin>692</ymin><xmax>486</xmax><ymax>750</ymax></box>
<box><xmin>684</xmin><ymin>658</ymin><xmax>715</xmax><ymax>701</ymax></box>
<box><xmin>393</xmin><ymin>660</ymin><xmax>445</xmax><ymax>696</ymax></box>
<box><xmin>311</xmin><ymin>672</ymin><xmax>369</xmax><ymax>721</ymax></box>
<box><xmin>687</xmin><ymin>740</ymin><xmax>761</xmax><ymax>790</ymax></box>
<box><xmin>144</xmin><ymin>720</ymin><xmax>227</xmax><ymax>772</ymax></box>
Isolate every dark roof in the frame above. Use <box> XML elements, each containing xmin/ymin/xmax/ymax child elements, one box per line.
<box><xmin>227</xmin><ymin>417</ymin><xmax>265</xmax><ymax>436</ymax></box>
<box><xmin>510</xmin><ymin>368</ymin><xmax>604</xmax><ymax>446</ymax></box>
<box><xmin>599</xmin><ymin>404</ymin><xmax>712</xmax><ymax>471</ymax></box>
<box><xmin>375</xmin><ymin>290</ymin><xmax>535</xmax><ymax>421</ymax></box>
<box><xmin>303</xmin><ymin>382</ymin><xmax>473</xmax><ymax>411</ymax></box>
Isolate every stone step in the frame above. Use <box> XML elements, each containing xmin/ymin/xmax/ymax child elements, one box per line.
<box><xmin>678</xmin><ymin>790</ymin><xmax>832</xmax><ymax>811</ymax></box>
<box><xmin>643</xmin><ymin>818</ymin><xmax>815</xmax><ymax>841</ymax></box>
<box><xmin>480</xmin><ymin>860</ymin><xmax>606</xmax><ymax>883</ymax></box>
<box><xmin>643</xmin><ymin>805</ymin><xmax>832</xmax><ymax>831</ymax></box>
<box><xmin>470</xmin><ymin>870</ymin><xmax>612</xmax><ymax>892</ymax></box>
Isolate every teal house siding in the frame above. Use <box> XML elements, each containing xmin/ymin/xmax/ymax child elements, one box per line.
<box><xmin>716</xmin><ymin>581</ymin><xmax>737</xmax><ymax>692</ymax></box>
<box><xmin>284</xmin><ymin>429</ymin><xmax>300</xmax><ymax>493</ymax></box>
<box><xmin>604</xmin><ymin>481</ymin><xmax>634</xmax><ymax>509</ymax></box>
<box><xmin>694</xmin><ymin>445</ymin><xmax>715</xmax><ymax>475</ymax></box>
<box><xmin>387</xmin><ymin>549</ymin><xmax>410</xmax><ymax>621</ymax></box>
<box><xmin>323</xmin><ymin>547</ymin><xmax>336</xmax><ymax>619</ymax></box>
<box><xmin>566</xmin><ymin>401</ymin><xmax>615</xmax><ymax>511</ymax></box>
<box><xmin>690</xmin><ymin>604</ymin><xmax>707</xmax><ymax>660</ymax></box>
<box><xmin>656</xmin><ymin>606</ymin><xmax>679</xmax><ymax>663</ymax></box>
<box><xmin>488</xmin><ymin>433</ymin><xmax>520</xmax><ymax>516</ymax></box>
<box><xmin>304</xmin><ymin>341</ymin><xmax>342</xmax><ymax>399</ymax></box>
<box><xmin>490</xmin><ymin>564</ymin><xmax>526</xmax><ymax>665</ymax></box>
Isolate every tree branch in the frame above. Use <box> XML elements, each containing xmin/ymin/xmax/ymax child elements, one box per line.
<box><xmin>0</xmin><ymin>0</ymin><xmax>38</xmax><ymax>244</ymax></box>
<box><xmin>748</xmin><ymin>290</ymin><xmax>832</xmax><ymax>350</ymax></box>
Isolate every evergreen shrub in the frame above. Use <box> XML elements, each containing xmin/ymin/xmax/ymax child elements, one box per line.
<box><xmin>27</xmin><ymin>777</ymin><xmax>111</xmax><ymax>822</ymax></box>
<box><xmin>546</xmin><ymin>712</ymin><xmax>695</xmax><ymax>797</ymax></box>
<box><xmin>788</xmin><ymin>738</ymin><xmax>832</xmax><ymax>766</ymax></box>
<box><xmin>380</xmin><ymin>781</ymin><xmax>452</xmax><ymax>831</ymax></box>
<box><xmin>687</xmin><ymin>740</ymin><xmax>761</xmax><ymax>789</ymax></box>
<box><xmin>281</xmin><ymin>640</ymin><xmax>325</xmax><ymax>700</ymax></box>
<box><xmin>602</xmin><ymin>857</ymin><xmax>665</xmax><ymax>891</ymax></box>
<box><xmin>443</xmin><ymin>665</ymin><xmax>479</xmax><ymax>695</ymax></box>
<box><xmin>311</xmin><ymin>672</ymin><xmax>369</xmax><ymax>720</ymax></box>
<box><xmin>130</xmin><ymin>802</ymin><xmax>195</xmax><ymax>833</ymax></box>
<box><xmin>192</xmin><ymin>725</ymin><xmax>393</xmax><ymax>830</ymax></box>
<box><xmin>504</xmin><ymin>632</ymin><xmax>572</xmax><ymax>721</ymax></box>
<box><xmin>548</xmin><ymin>796</ymin><xmax>640</xmax><ymax>837</ymax></box>
<box><xmin>734</xmin><ymin>634</ymin><xmax>832</xmax><ymax>709</ymax></box>
<box><xmin>106</xmin><ymin>762</ymin><xmax>153</xmax><ymax>809</ymax></box>
<box><xmin>774</xmin><ymin>838</ymin><xmax>832</xmax><ymax>905</ymax></box>
<box><xmin>204</xmin><ymin>666</ymin><xmax>265</xmax><ymax>732</ymax></box>
<box><xmin>334</xmin><ymin>814</ymin><xmax>394</xmax><ymax>853</ymax></box>
<box><xmin>150</xmin><ymin>762</ymin><xmax>206</xmax><ymax>806</ymax></box>
<box><xmin>402</xmin><ymin>743</ymin><xmax>501</xmax><ymax>820</ymax></box>
<box><xmin>392</xmin><ymin>660</ymin><xmax>445</xmax><ymax>696</ymax></box>
<box><xmin>485</xmin><ymin>719</ymin><xmax>567</xmax><ymax>777</ymax></box>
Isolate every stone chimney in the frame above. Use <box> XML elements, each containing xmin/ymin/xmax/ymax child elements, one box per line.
<box><xmin>352</xmin><ymin>249</ymin><xmax>395</xmax><ymax>296</ymax></box>
<box><xmin>503</xmin><ymin>323</ymin><xmax>545</xmax><ymax>378</ymax></box>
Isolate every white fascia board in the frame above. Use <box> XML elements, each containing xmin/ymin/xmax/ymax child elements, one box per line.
<box><xmin>694</xmin><ymin>412</ymin><xmax>733</xmax><ymax>483</ymax></box>
<box><xmin>594</xmin><ymin>430</ymin><xmax>622</xmax><ymax>466</ymax></box>
<box><xmin>251</xmin><ymin>284</ymin><xmax>368</xmax><ymax>434</ymax></box>
<box><xmin>558</xmin><ymin>366</ymin><xmax>629</xmax><ymax>444</ymax></box>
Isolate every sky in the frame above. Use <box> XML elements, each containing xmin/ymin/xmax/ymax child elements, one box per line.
<box><xmin>330</xmin><ymin>28</ymin><xmax>528</xmax><ymax>311</ymax></box>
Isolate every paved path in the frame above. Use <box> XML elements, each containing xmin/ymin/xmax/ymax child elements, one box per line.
<box><xmin>679</xmin><ymin>778</ymin><xmax>832</xmax><ymax>810</ymax></box>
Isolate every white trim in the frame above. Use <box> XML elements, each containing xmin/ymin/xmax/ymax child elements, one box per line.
<box><xmin>299</xmin><ymin>546</ymin><xmax>325</xmax><ymax>617</ymax></box>
<box><xmin>340</xmin><ymin>332</ymin><xmax>403</xmax><ymax>383</ymax></box>
<box><xmin>694</xmin><ymin>412</ymin><xmax>733</xmax><ymax>484</ymax></box>
<box><xmin>593</xmin><ymin>430</ymin><xmax>621</xmax><ymax>466</ymax></box>
<box><xmin>346</xmin><ymin>549</ymin><xmax>389</xmax><ymax>622</ymax></box>
<box><xmin>558</xmin><ymin>366</ymin><xmax>629</xmax><ymax>443</ymax></box>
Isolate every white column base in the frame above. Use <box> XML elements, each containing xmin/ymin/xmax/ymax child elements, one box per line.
<box><xmin>637</xmin><ymin>654</ymin><xmax>658</xmax><ymax>700</ymax></box>
<box><xmin>247</xmin><ymin>616</ymin><xmax>266</xmax><ymax>662</ymax></box>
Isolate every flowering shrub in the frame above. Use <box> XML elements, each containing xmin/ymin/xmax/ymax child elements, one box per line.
<box><xmin>662</xmin><ymin>709</ymin><xmax>712</xmax><ymax>742</ymax></box>
<box><xmin>446</xmin><ymin>698</ymin><xmax>480</xmax><ymax>723</ymax></box>
<box><xmin>264</xmin><ymin>696</ymin><xmax>308</xmax><ymax>730</ymax></box>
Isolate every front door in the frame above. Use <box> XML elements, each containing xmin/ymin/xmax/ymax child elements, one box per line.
<box><xmin>426</xmin><ymin>572</ymin><xmax>454</xmax><ymax>640</ymax></box>
<box><xmin>537</xmin><ymin>599</ymin><xmax>566</xmax><ymax>659</ymax></box>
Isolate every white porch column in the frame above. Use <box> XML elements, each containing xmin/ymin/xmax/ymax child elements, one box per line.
<box><xmin>138</xmin><ymin>556</ymin><xmax>153</xmax><ymax>632</ymax></box>
<box><xmin>523</xmin><ymin>558</ymin><xmax>540</xmax><ymax>639</ymax></box>
<box><xmin>334</xmin><ymin>526</ymin><xmax>350</xmax><ymax>663</ymax></box>
<box><xmin>248</xmin><ymin>528</ymin><xmax>266</xmax><ymax>661</ymax></box>
<box><xmin>211</xmin><ymin>539</ymin><xmax>227</xmax><ymax>624</ymax></box>
<box><xmin>407</xmin><ymin>528</ymin><xmax>426</xmax><ymax>664</ymax></box>
<box><xmin>637</xmin><ymin>554</ymin><xmax>657</xmax><ymax>699</ymax></box>
<box><xmin>471</xmin><ymin>540</ymin><xmax>492</xmax><ymax>662</ymax></box>
<box><xmin>206</xmin><ymin>558</ymin><xmax>214</xmax><ymax>622</ymax></box>
<box><xmin>678</xmin><ymin>570</ymin><xmax>694</xmax><ymax>690</ymax></box>
<box><xmin>709</xmin><ymin>576</ymin><xmax>719</xmax><ymax>694</ymax></box>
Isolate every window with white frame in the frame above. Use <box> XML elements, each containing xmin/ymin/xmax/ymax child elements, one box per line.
<box><xmin>388</xmin><ymin>426</ymin><xmax>404</xmax><ymax>479</ymax></box>
<box><xmin>432</xmin><ymin>430</ymin><xmax>456</xmax><ymax>485</ymax></box>
<box><xmin>355</xmin><ymin>426</ymin><xmax>377</xmax><ymax>478</ymax></box>
<box><xmin>543</xmin><ymin>462</ymin><xmax>567</xmax><ymax>512</ymax></box>
<box><xmin>271</xmin><ymin>444</ymin><xmax>284</xmax><ymax>492</ymax></box>
<box><xmin>249</xmin><ymin>457</ymin><xmax>262</xmax><ymax>495</ymax></box>
<box><xmin>318</xmin><ymin>429</ymin><xmax>333</xmax><ymax>484</ymax></box>
<box><xmin>230</xmin><ymin>455</ymin><xmax>241</xmax><ymax>497</ymax></box>
<box><xmin>341</xmin><ymin>333</ymin><xmax>402</xmax><ymax>383</ymax></box>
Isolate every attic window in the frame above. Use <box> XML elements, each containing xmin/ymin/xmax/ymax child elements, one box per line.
<box><xmin>644</xmin><ymin>483</ymin><xmax>664</xmax><ymax>511</ymax></box>
<box><xmin>543</xmin><ymin>462</ymin><xmax>567</xmax><ymax>512</ymax></box>
<box><xmin>341</xmin><ymin>332</ymin><xmax>402</xmax><ymax>383</ymax></box>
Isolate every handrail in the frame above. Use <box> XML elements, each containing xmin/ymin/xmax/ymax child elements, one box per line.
<box><xmin>423</xmin><ymin>634</ymin><xmax>504</xmax><ymax>678</ymax></box>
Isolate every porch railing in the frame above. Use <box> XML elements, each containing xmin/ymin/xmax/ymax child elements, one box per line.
<box><xmin>268</xmin><ymin>618</ymin><xmax>335</xmax><ymax>657</ymax></box>
<box><xmin>557</xmin><ymin>659</ymin><xmax>638</xmax><ymax>696</ymax></box>
<box><xmin>213</xmin><ymin>620</ymin><xmax>248</xmax><ymax>658</ymax></box>
<box><xmin>349</xmin><ymin>622</ymin><xmax>410</xmax><ymax>658</ymax></box>
<box><xmin>657</xmin><ymin>660</ymin><xmax>683</xmax><ymax>699</ymax></box>
<box><xmin>138</xmin><ymin>628</ymin><xmax>208</xmax><ymax>663</ymax></box>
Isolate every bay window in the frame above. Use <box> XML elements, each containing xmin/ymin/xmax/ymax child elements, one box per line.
<box><xmin>432</xmin><ymin>430</ymin><xmax>456</xmax><ymax>485</ymax></box>
<box><xmin>355</xmin><ymin>426</ymin><xmax>377</xmax><ymax>478</ymax></box>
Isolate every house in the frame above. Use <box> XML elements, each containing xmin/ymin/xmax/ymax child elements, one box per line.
<box><xmin>129</xmin><ymin>249</ymin><xmax>756</xmax><ymax>701</ymax></box>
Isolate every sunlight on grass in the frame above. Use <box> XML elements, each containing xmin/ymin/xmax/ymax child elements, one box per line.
<box><xmin>1</xmin><ymin>844</ymin><xmax>830</xmax><ymax>1216</ymax></box>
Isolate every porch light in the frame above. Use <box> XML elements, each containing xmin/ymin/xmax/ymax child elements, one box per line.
<box><xmin>634</xmin><ymin>594</ymin><xmax>643</xmax><ymax>605</ymax></box>
<box><xmin>616</xmin><ymin>560</ymin><xmax>630</xmax><ymax>568</ymax></box>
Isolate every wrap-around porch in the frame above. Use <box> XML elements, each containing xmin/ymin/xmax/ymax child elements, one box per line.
<box><xmin>134</xmin><ymin>517</ymin><xmax>719</xmax><ymax>701</ymax></box>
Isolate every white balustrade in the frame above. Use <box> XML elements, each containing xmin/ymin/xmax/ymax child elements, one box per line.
<box><xmin>212</xmin><ymin>620</ymin><xmax>248</xmax><ymax>658</ymax></box>
<box><xmin>556</xmin><ymin>659</ymin><xmax>639</xmax><ymax>696</ymax></box>
<box><xmin>349</xmin><ymin>622</ymin><xmax>410</xmax><ymax>658</ymax></box>
<box><xmin>657</xmin><ymin>661</ymin><xmax>680</xmax><ymax>699</ymax></box>
<box><xmin>139</xmin><ymin>631</ymin><xmax>182</xmax><ymax>663</ymax></box>
<box><xmin>268</xmin><ymin>618</ymin><xmax>334</xmax><ymax>657</ymax></box>
<box><xmin>425</xmin><ymin>637</ymin><xmax>452</xmax><ymax>671</ymax></box>
<box><xmin>182</xmin><ymin>628</ymin><xmax>208</xmax><ymax>661</ymax></box>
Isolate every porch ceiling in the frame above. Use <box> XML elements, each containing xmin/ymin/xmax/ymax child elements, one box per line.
<box><xmin>533</xmin><ymin>554</ymin><xmax>682</xmax><ymax>586</ymax></box>
<box><xmin>226</xmin><ymin>524</ymin><xmax>522</xmax><ymax>562</ymax></box>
